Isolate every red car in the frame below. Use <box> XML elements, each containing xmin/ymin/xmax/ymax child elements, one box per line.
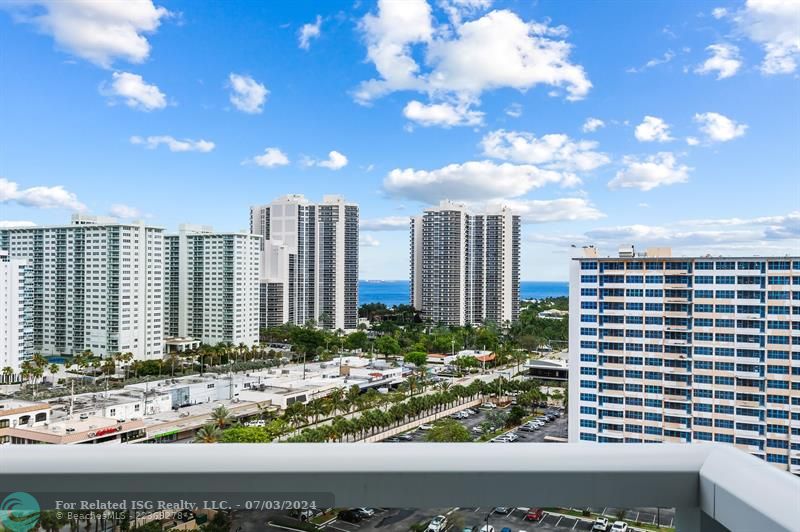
<box><xmin>524</xmin><ymin>509</ymin><xmax>544</xmax><ymax>521</ymax></box>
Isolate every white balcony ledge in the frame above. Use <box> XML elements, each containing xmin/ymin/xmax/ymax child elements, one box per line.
<box><xmin>1</xmin><ymin>443</ymin><xmax>798</xmax><ymax>532</ymax></box>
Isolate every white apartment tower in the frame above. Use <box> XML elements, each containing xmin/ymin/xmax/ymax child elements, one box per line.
<box><xmin>0</xmin><ymin>251</ymin><xmax>32</xmax><ymax>379</ymax></box>
<box><xmin>249</xmin><ymin>194</ymin><xmax>358</xmax><ymax>330</ymax></box>
<box><xmin>163</xmin><ymin>225</ymin><xmax>261</xmax><ymax>347</ymax></box>
<box><xmin>410</xmin><ymin>201</ymin><xmax>520</xmax><ymax>326</ymax></box>
<box><xmin>0</xmin><ymin>215</ymin><xmax>164</xmax><ymax>360</ymax></box>
<box><xmin>569</xmin><ymin>246</ymin><xmax>800</xmax><ymax>473</ymax></box>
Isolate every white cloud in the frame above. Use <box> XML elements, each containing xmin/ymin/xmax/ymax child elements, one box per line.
<box><xmin>712</xmin><ymin>7</ymin><xmax>728</xmax><ymax>19</ymax></box>
<box><xmin>228</xmin><ymin>73</ymin><xmax>268</xmax><ymax>114</ymax></box>
<box><xmin>130</xmin><ymin>135</ymin><xmax>214</xmax><ymax>152</ymax></box>
<box><xmin>361</xmin><ymin>216</ymin><xmax>410</xmax><ymax>231</ymax></box>
<box><xmin>505</xmin><ymin>103</ymin><xmax>522</xmax><ymax>118</ymax></box>
<box><xmin>248</xmin><ymin>148</ymin><xmax>290</xmax><ymax>168</ymax></box>
<box><xmin>403</xmin><ymin>100</ymin><xmax>484</xmax><ymax>127</ymax></box>
<box><xmin>0</xmin><ymin>177</ymin><xmax>86</xmax><ymax>211</ymax></box>
<box><xmin>695</xmin><ymin>43</ymin><xmax>742</xmax><ymax>79</ymax></box>
<box><xmin>360</xmin><ymin>234</ymin><xmax>381</xmax><ymax>247</ymax></box>
<box><xmin>634</xmin><ymin>116</ymin><xmax>673</xmax><ymax>142</ymax></box>
<box><xmin>626</xmin><ymin>50</ymin><xmax>675</xmax><ymax>73</ymax></box>
<box><xmin>101</xmin><ymin>71</ymin><xmax>166</xmax><ymax>111</ymax></box>
<box><xmin>582</xmin><ymin>117</ymin><xmax>605</xmax><ymax>133</ymax></box>
<box><xmin>686</xmin><ymin>136</ymin><xmax>700</xmax><ymax>146</ymax></box>
<box><xmin>4</xmin><ymin>0</ymin><xmax>170</xmax><ymax>68</ymax></box>
<box><xmin>355</xmin><ymin>2</ymin><xmax>591</xmax><ymax>118</ymax></box>
<box><xmin>693</xmin><ymin>112</ymin><xmax>747</xmax><ymax>142</ymax></box>
<box><xmin>109</xmin><ymin>203</ymin><xmax>141</xmax><ymax>218</ymax></box>
<box><xmin>482</xmin><ymin>197</ymin><xmax>605</xmax><ymax>223</ymax></box>
<box><xmin>307</xmin><ymin>151</ymin><xmax>349</xmax><ymax>170</ymax></box>
<box><xmin>609</xmin><ymin>152</ymin><xmax>691</xmax><ymax>191</ymax></box>
<box><xmin>298</xmin><ymin>15</ymin><xmax>322</xmax><ymax>50</ymax></box>
<box><xmin>480</xmin><ymin>130</ymin><xmax>610</xmax><ymax>181</ymax></box>
<box><xmin>439</xmin><ymin>0</ymin><xmax>492</xmax><ymax>25</ymax></box>
<box><xmin>0</xmin><ymin>221</ymin><xmax>37</xmax><ymax>228</ymax></box>
<box><xmin>383</xmin><ymin>160</ymin><xmax>569</xmax><ymax>203</ymax></box>
<box><xmin>734</xmin><ymin>0</ymin><xmax>800</xmax><ymax>75</ymax></box>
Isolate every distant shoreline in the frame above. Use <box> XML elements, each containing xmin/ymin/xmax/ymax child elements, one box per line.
<box><xmin>358</xmin><ymin>279</ymin><xmax>568</xmax><ymax>307</ymax></box>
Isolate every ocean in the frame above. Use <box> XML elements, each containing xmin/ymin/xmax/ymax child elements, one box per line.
<box><xmin>358</xmin><ymin>280</ymin><xmax>568</xmax><ymax>307</ymax></box>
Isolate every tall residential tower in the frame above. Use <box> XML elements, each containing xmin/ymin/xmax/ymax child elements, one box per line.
<box><xmin>0</xmin><ymin>251</ymin><xmax>32</xmax><ymax>379</ymax></box>
<box><xmin>250</xmin><ymin>194</ymin><xmax>358</xmax><ymax>330</ymax></box>
<box><xmin>569</xmin><ymin>245</ymin><xmax>800</xmax><ymax>473</ymax></box>
<box><xmin>410</xmin><ymin>201</ymin><xmax>520</xmax><ymax>326</ymax></box>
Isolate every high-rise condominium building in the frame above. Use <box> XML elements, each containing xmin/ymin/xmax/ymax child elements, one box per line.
<box><xmin>410</xmin><ymin>201</ymin><xmax>520</xmax><ymax>326</ymax></box>
<box><xmin>0</xmin><ymin>215</ymin><xmax>164</xmax><ymax>359</ymax></box>
<box><xmin>163</xmin><ymin>225</ymin><xmax>261</xmax><ymax>347</ymax></box>
<box><xmin>569</xmin><ymin>245</ymin><xmax>799</xmax><ymax>473</ymax></box>
<box><xmin>250</xmin><ymin>194</ymin><xmax>358</xmax><ymax>330</ymax></box>
<box><xmin>0</xmin><ymin>251</ymin><xmax>32</xmax><ymax>379</ymax></box>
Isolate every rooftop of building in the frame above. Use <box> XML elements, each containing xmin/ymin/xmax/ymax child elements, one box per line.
<box><xmin>0</xmin><ymin>399</ymin><xmax>49</xmax><ymax>415</ymax></box>
<box><xmin>0</xmin><ymin>214</ymin><xmax>163</xmax><ymax>230</ymax></box>
<box><xmin>574</xmin><ymin>245</ymin><xmax>800</xmax><ymax>261</ymax></box>
<box><xmin>16</xmin><ymin>414</ymin><xmax>141</xmax><ymax>437</ymax></box>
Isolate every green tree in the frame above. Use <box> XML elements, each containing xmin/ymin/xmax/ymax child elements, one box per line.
<box><xmin>209</xmin><ymin>405</ymin><xmax>234</xmax><ymax>429</ymax></box>
<box><xmin>345</xmin><ymin>331</ymin><xmax>369</xmax><ymax>351</ymax></box>
<box><xmin>194</xmin><ymin>424</ymin><xmax>223</xmax><ymax>443</ymax></box>
<box><xmin>375</xmin><ymin>335</ymin><xmax>401</xmax><ymax>356</ymax></box>
<box><xmin>403</xmin><ymin>351</ymin><xmax>427</xmax><ymax>368</ymax></box>
<box><xmin>425</xmin><ymin>420</ymin><xmax>473</xmax><ymax>442</ymax></box>
<box><xmin>506</xmin><ymin>405</ymin><xmax>527</xmax><ymax>426</ymax></box>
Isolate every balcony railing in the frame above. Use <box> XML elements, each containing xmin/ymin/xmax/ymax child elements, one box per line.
<box><xmin>1</xmin><ymin>444</ymin><xmax>798</xmax><ymax>532</ymax></box>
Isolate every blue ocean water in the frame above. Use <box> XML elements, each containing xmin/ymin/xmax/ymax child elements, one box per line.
<box><xmin>359</xmin><ymin>280</ymin><xmax>568</xmax><ymax>307</ymax></box>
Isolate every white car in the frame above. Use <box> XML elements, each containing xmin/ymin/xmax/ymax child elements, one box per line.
<box><xmin>481</xmin><ymin>403</ymin><xmax>497</xmax><ymax>409</ymax></box>
<box><xmin>419</xmin><ymin>424</ymin><xmax>434</xmax><ymax>431</ymax></box>
<box><xmin>505</xmin><ymin>432</ymin><xmax>518</xmax><ymax>442</ymax></box>
<box><xmin>428</xmin><ymin>515</ymin><xmax>448</xmax><ymax>532</ymax></box>
<box><xmin>479</xmin><ymin>526</ymin><xmax>494</xmax><ymax>532</ymax></box>
<box><xmin>609</xmin><ymin>522</ymin><xmax>627</xmax><ymax>532</ymax></box>
<box><xmin>592</xmin><ymin>517</ymin><xmax>609</xmax><ymax>531</ymax></box>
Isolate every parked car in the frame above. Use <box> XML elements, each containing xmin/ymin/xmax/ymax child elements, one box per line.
<box><xmin>481</xmin><ymin>403</ymin><xmax>497</xmax><ymax>409</ymax></box>
<box><xmin>337</xmin><ymin>510</ymin><xmax>363</xmax><ymax>523</ymax></box>
<box><xmin>500</xmin><ymin>527</ymin><xmax>512</xmax><ymax>532</ymax></box>
<box><xmin>609</xmin><ymin>522</ymin><xmax>627</xmax><ymax>532</ymax></box>
<box><xmin>472</xmin><ymin>427</ymin><xmax>483</xmax><ymax>434</ymax></box>
<box><xmin>289</xmin><ymin>509</ymin><xmax>316</xmax><ymax>521</ymax></box>
<box><xmin>492</xmin><ymin>507</ymin><xmax>512</xmax><ymax>514</ymax></box>
<box><xmin>504</xmin><ymin>432</ymin><xmax>518</xmax><ymax>442</ymax></box>
<box><xmin>518</xmin><ymin>424</ymin><xmax>536</xmax><ymax>432</ymax></box>
<box><xmin>466</xmin><ymin>409</ymin><xmax>477</xmax><ymax>415</ymax></box>
<box><xmin>419</xmin><ymin>424</ymin><xmax>434</xmax><ymax>431</ymax></box>
<box><xmin>398</xmin><ymin>434</ymin><xmax>413</xmax><ymax>441</ymax></box>
<box><xmin>385</xmin><ymin>437</ymin><xmax>401</xmax><ymax>442</ymax></box>
<box><xmin>479</xmin><ymin>526</ymin><xmax>494</xmax><ymax>532</ymax></box>
<box><xmin>427</xmin><ymin>515</ymin><xmax>448</xmax><ymax>532</ymax></box>
<box><xmin>524</xmin><ymin>508</ymin><xmax>544</xmax><ymax>521</ymax></box>
<box><xmin>591</xmin><ymin>517</ymin><xmax>609</xmax><ymax>531</ymax></box>
<box><xmin>354</xmin><ymin>508</ymin><xmax>375</xmax><ymax>518</ymax></box>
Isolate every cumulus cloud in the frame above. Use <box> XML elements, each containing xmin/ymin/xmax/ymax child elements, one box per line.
<box><xmin>101</xmin><ymin>71</ymin><xmax>166</xmax><ymax>111</ymax></box>
<box><xmin>360</xmin><ymin>216</ymin><xmax>410</xmax><ymax>231</ymax></box>
<box><xmin>481</xmin><ymin>197</ymin><xmax>605</xmax><ymax>223</ymax></box>
<box><xmin>130</xmin><ymin>135</ymin><xmax>214</xmax><ymax>152</ymax></box>
<box><xmin>693</xmin><ymin>112</ymin><xmax>747</xmax><ymax>142</ymax></box>
<box><xmin>0</xmin><ymin>177</ymin><xmax>86</xmax><ymax>211</ymax></box>
<box><xmin>403</xmin><ymin>100</ymin><xmax>484</xmax><ymax>127</ymax></box>
<box><xmin>582</xmin><ymin>118</ymin><xmax>605</xmax><ymax>133</ymax></box>
<box><xmin>3</xmin><ymin>0</ymin><xmax>170</xmax><ymax>68</ymax></box>
<box><xmin>298</xmin><ymin>15</ymin><xmax>322</xmax><ymax>50</ymax></box>
<box><xmin>109</xmin><ymin>203</ymin><xmax>141</xmax><ymax>218</ymax></box>
<box><xmin>355</xmin><ymin>1</ymin><xmax>591</xmax><ymax>123</ymax></box>
<box><xmin>634</xmin><ymin>116</ymin><xmax>673</xmax><ymax>142</ymax></box>
<box><xmin>306</xmin><ymin>151</ymin><xmax>349</xmax><ymax>170</ymax></box>
<box><xmin>383</xmin><ymin>160</ymin><xmax>569</xmax><ymax>203</ymax></box>
<box><xmin>695</xmin><ymin>43</ymin><xmax>742</xmax><ymax>79</ymax></box>
<box><xmin>248</xmin><ymin>148</ymin><xmax>290</xmax><ymax>168</ymax></box>
<box><xmin>505</xmin><ymin>103</ymin><xmax>522</xmax><ymax>118</ymax></box>
<box><xmin>712</xmin><ymin>7</ymin><xmax>728</xmax><ymax>19</ymax></box>
<box><xmin>733</xmin><ymin>0</ymin><xmax>800</xmax><ymax>75</ymax></box>
<box><xmin>686</xmin><ymin>136</ymin><xmax>700</xmax><ymax>146</ymax></box>
<box><xmin>228</xmin><ymin>73</ymin><xmax>268</xmax><ymax>114</ymax></box>
<box><xmin>609</xmin><ymin>152</ymin><xmax>691</xmax><ymax>191</ymax></box>
<box><xmin>360</xmin><ymin>234</ymin><xmax>381</xmax><ymax>247</ymax></box>
<box><xmin>480</xmin><ymin>130</ymin><xmax>610</xmax><ymax>183</ymax></box>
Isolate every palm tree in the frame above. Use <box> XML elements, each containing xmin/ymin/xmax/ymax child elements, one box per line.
<box><xmin>194</xmin><ymin>424</ymin><xmax>223</xmax><ymax>443</ymax></box>
<box><xmin>346</xmin><ymin>384</ymin><xmax>361</xmax><ymax>412</ymax></box>
<box><xmin>327</xmin><ymin>387</ymin><xmax>346</xmax><ymax>416</ymax></box>
<box><xmin>2</xmin><ymin>366</ymin><xmax>13</xmax><ymax>384</ymax></box>
<box><xmin>48</xmin><ymin>363</ymin><xmax>59</xmax><ymax>383</ymax></box>
<box><xmin>307</xmin><ymin>398</ymin><xmax>327</xmax><ymax>424</ymax></box>
<box><xmin>210</xmin><ymin>405</ymin><xmax>234</xmax><ymax>429</ymax></box>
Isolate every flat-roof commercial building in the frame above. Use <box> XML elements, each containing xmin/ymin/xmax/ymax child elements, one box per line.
<box><xmin>0</xmin><ymin>215</ymin><xmax>165</xmax><ymax>360</ymax></box>
<box><xmin>410</xmin><ymin>201</ymin><xmax>520</xmax><ymax>326</ymax></box>
<box><xmin>251</xmin><ymin>194</ymin><xmax>359</xmax><ymax>330</ymax></box>
<box><xmin>569</xmin><ymin>245</ymin><xmax>799</xmax><ymax>473</ymax></box>
<box><xmin>164</xmin><ymin>225</ymin><xmax>261</xmax><ymax>347</ymax></box>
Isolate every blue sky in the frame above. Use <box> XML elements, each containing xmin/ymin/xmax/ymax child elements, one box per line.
<box><xmin>1</xmin><ymin>0</ymin><xmax>798</xmax><ymax>280</ymax></box>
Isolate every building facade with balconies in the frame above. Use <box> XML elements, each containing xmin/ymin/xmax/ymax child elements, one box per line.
<box><xmin>0</xmin><ymin>215</ymin><xmax>164</xmax><ymax>360</ymax></box>
<box><xmin>569</xmin><ymin>245</ymin><xmax>800</xmax><ymax>473</ymax></box>
<box><xmin>250</xmin><ymin>195</ymin><xmax>358</xmax><ymax>331</ymax></box>
<box><xmin>410</xmin><ymin>201</ymin><xmax>520</xmax><ymax>326</ymax></box>
<box><xmin>163</xmin><ymin>225</ymin><xmax>261</xmax><ymax>347</ymax></box>
<box><xmin>0</xmin><ymin>251</ymin><xmax>32</xmax><ymax>379</ymax></box>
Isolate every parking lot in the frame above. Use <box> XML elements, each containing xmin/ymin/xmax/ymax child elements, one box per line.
<box><xmin>380</xmin><ymin>405</ymin><xmax>568</xmax><ymax>443</ymax></box>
